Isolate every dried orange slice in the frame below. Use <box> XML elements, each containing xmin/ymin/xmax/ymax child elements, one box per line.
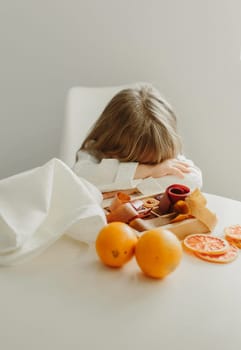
<box><xmin>183</xmin><ymin>234</ymin><xmax>229</xmax><ymax>255</ymax></box>
<box><xmin>195</xmin><ymin>244</ymin><xmax>239</xmax><ymax>264</ymax></box>
<box><xmin>171</xmin><ymin>213</ymin><xmax>192</xmax><ymax>223</ymax></box>
<box><xmin>143</xmin><ymin>198</ymin><xmax>159</xmax><ymax>208</ymax></box>
<box><xmin>224</xmin><ymin>224</ymin><xmax>241</xmax><ymax>241</ymax></box>
<box><xmin>226</xmin><ymin>238</ymin><xmax>241</xmax><ymax>249</ymax></box>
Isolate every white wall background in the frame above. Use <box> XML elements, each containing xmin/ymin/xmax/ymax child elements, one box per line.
<box><xmin>1</xmin><ymin>0</ymin><xmax>241</xmax><ymax>200</ymax></box>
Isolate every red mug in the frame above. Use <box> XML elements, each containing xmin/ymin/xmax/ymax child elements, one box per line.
<box><xmin>155</xmin><ymin>192</ymin><xmax>171</xmax><ymax>214</ymax></box>
<box><xmin>166</xmin><ymin>184</ymin><xmax>190</xmax><ymax>204</ymax></box>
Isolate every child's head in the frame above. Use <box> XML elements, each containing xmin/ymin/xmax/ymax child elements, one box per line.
<box><xmin>80</xmin><ymin>84</ymin><xmax>182</xmax><ymax>164</ymax></box>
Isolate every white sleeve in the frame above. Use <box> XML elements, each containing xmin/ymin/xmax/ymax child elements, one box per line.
<box><xmin>72</xmin><ymin>151</ymin><xmax>138</xmax><ymax>192</ymax></box>
<box><xmin>136</xmin><ymin>154</ymin><xmax>203</xmax><ymax>195</ymax></box>
<box><xmin>177</xmin><ymin>154</ymin><xmax>203</xmax><ymax>188</ymax></box>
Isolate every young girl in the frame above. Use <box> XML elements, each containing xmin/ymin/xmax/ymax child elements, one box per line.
<box><xmin>73</xmin><ymin>84</ymin><xmax>202</xmax><ymax>195</ymax></box>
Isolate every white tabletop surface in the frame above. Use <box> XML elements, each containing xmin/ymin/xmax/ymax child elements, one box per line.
<box><xmin>1</xmin><ymin>193</ymin><xmax>241</xmax><ymax>350</ymax></box>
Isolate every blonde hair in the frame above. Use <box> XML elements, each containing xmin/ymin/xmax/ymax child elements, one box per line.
<box><xmin>80</xmin><ymin>84</ymin><xmax>182</xmax><ymax>164</ymax></box>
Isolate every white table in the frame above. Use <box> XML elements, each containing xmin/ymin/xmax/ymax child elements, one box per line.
<box><xmin>1</xmin><ymin>193</ymin><xmax>241</xmax><ymax>350</ymax></box>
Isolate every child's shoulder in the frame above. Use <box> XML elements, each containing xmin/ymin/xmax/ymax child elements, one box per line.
<box><xmin>177</xmin><ymin>154</ymin><xmax>194</xmax><ymax>166</ymax></box>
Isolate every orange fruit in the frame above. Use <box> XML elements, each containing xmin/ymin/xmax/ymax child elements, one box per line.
<box><xmin>95</xmin><ymin>222</ymin><xmax>138</xmax><ymax>267</ymax></box>
<box><xmin>135</xmin><ymin>228</ymin><xmax>182</xmax><ymax>279</ymax></box>
<box><xmin>183</xmin><ymin>234</ymin><xmax>229</xmax><ymax>255</ymax></box>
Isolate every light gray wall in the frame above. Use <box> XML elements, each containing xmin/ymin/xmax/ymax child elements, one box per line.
<box><xmin>1</xmin><ymin>0</ymin><xmax>241</xmax><ymax>200</ymax></box>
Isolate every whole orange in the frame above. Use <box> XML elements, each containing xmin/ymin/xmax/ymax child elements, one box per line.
<box><xmin>135</xmin><ymin>228</ymin><xmax>182</xmax><ymax>279</ymax></box>
<box><xmin>95</xmin><ymin>222</ymin><xmax>138</xmax><ymax>267</ymax></box>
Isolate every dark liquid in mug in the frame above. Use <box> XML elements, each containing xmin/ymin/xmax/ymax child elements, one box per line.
<box><xmin>170</xmin><ymin>188</ymin><xmax>185</xmax><ymax>194</ymax></box>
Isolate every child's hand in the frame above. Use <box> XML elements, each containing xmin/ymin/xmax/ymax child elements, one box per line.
<box><xmin>151</xmin><ymin>159</ymin><xmax>191</xmax><ymax>178</ymax></box>
<box><xmin>135</xmin><ymin>159</ymin><xmax>191</xmax><ymax>179</ymax></box>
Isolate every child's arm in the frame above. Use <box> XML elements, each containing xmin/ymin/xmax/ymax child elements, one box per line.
<box><xmin>73</xmin><ymin>151</ymin><xmax>202</xmax><ymax>193</ymax></box>
<box><xmin>72</xmin><ymin>151</ymin><xmax>139</xmax><ymax>192</ymax></box>
<box><xmin>136</xmin><ymin>155</ymin><xmax>202</xmax><ymax>191</ymax></box>
<box><xmin>134</xmin><ymin>158</ymin><xmax>191</xmax><ymax>180</ymax></box>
